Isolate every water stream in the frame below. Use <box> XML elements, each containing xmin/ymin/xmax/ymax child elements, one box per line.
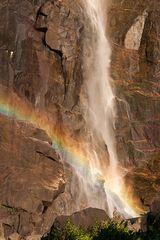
<box><xmin>0</xmin><ymin>0</ymin><xmax>139</xmax><ymax>222</ymax></box>
<box><xmin>83</xmin><ymin>0</ymin><xmax>137</xmax><ymax>218</ymax></box>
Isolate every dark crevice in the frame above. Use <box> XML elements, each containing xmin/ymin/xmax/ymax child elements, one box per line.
<box><xmin>35</xmin><ymin>8</ymin><xmax>48</xmax><ymax>32</ymax></box>
<box><xmin>52</xmin><ymin>49</ymin><xmax>63</xmax><ymax>59</ymax></box>
<box><xmin>42</xmin><ymin>201</ymin><xmax>51</xmax><ymax>214</ymax></box>
<box><xmin>17</xmin><ymin>213</ymin><xmax>21</xmax><ymax>234</ymax></box>
<box><xmin>36</xmin><ymin>26</ymin><xmax>48</xmax><ymax>32</ymax></box>
<box><xmin>39</xmin><ymin>11</ymin><xmax>47</xmax><ymax>17</ymax></box>
<box><xmin>45</xmin><ymin>42</ymin><xmax>63</xmax><ymax>59</ymax></box>
<box><xmin>41</xmin><ymin>37</ymin><xmax>67</xmax><ymax>97</ymax></box>
<box><xmin>36</xmin><ymin>151</ymin><xmax>57</xmax><ymax>162</ymax></box>
<box><xmin>3</xmin><ymin>223</ymin><xmax>12</xmax><ymax>228</ymax></box>
<box><xmin>42</xmin><ymin>36</ymin><xmax>47</xmax><ymax>47</ymax></box>
<box><xmin>42</xmin><ymin>37</ymin><xmax>63</xmax><ymax>59</ymax></box>
<box><xmin>1</xmin><ymin>204</ymin><xmax>14</xmax><ymax>209</ymax></box>
<box><xmin>42</xmin><ymin>205</ymin><xmax>48</xmax><ymax>214</ymax></box>
<box><xmin>1</xmin><ymin>204</ymin><xmax>27</xmax><ymax>213</ymax></box>
<box><xmin>36</xmin><ymin>7</ymin><xmax>47</xmax><ymax>20</ymax></box>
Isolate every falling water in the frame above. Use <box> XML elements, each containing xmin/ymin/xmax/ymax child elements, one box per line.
<box><xmin>83</xmin><ymin>0</ymin><xmax>137</xmax><ymax>217</ymax></box>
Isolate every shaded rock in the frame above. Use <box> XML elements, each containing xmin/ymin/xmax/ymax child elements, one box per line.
<box><xmin>125</xmin><ymin>216</ymin><xmax>147</xmax><ymax>233</ymax></box>
<box><xmin>151</xmin><ymin>193</ymin><xmax>160</xmax><ymax>215</ymax></box>
<box><xmin>54</xmin><ymin>208</ymin><xmax>109</xmax><ymax>230</ymax></box>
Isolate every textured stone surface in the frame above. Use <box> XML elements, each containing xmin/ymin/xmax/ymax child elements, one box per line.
<box><xmin>0</xmin><ymin>0</ymin><xmax>84</xmax><ymax>116</ymax></box>
<box><xmin>125</xmin><ymin>215</ymin><xmax>148</xmax><ymax>233</ymax></box>
<box><xmin>124</xmin><ymin>10</ymin><xmax>148</xmax><ymax>50</ymax></box>
<box><xmin>0</xmin><ymin>114</ymin><xmax>65</xmax><ymax>239</ymax></box>
<box><xmin>0</xmin><ymin>0</ymin><xmax>160</xmax><ymax>237</ymax></box>
<box><xmin>0</xmin><ymin>1</ymin><xmax>86</xmax><ymax>238</ymax></box>
<box><xmin>108</xmin><ymin>0</ymin><xmax>160</xmax><ymax>210</ymax></box>
<box><xmin>8</xmin><ymin>232</ymin><xmax>21</xmax><ymax>240</ymax></box>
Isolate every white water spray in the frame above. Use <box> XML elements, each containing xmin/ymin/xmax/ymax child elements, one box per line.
<box><xmin>83</xmin><ymin>0</ymin><xmax>137</xmax><ymax>217</ymax></box>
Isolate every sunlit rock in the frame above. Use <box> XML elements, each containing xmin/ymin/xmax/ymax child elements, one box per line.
<box><xmin>0</xmin><ymin>0</ymin><xmax>160</xmax><ymax>239</ymax></box>
<box><xmin>0</xmin><ymin>114</ymin><xmax>65</xmax><ymax>239</ymax></box>
<box><xmin>124</xmin><ymin>10</ymin><xmax>148</xmax><ymax>50</ymax></box>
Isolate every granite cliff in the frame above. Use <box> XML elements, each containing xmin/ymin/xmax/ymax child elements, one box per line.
<box><xmin>0</xmin><ymin>0</ymin><xmax>160</xmax><ymax>239</ymax></box>
<box><xmin>108</xmin><ymin>0</ymin><xmax>160</xmax><ymax>211</ymax></box>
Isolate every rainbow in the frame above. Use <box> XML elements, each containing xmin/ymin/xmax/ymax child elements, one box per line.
<box><xmin>0</xmin><ymin>87</ymin><xmax>91</xmax><ymax>178</ymax></box>
<box><xmin>0</xmin><ymin>87</ymin><xmax>141</xmax><ymax>217</ymax></box>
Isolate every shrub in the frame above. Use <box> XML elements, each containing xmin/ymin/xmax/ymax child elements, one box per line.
<box><xmin>46</xmin><ymin>222</ymin><xmax>92</xmax><ymax>240</ymax></box>
<box><xmin>90</xmin><ymin>220</ymin><xmax>136</xmax><ymax>240</ymax></box>
<box><xmin>64</xmin><ymin>222</ymin><xmax>91</xmax><ymax>240</ymax></box>
<box><xmin>43</xmin><ymin>212</ymin><xmax>160</xmax><ymax>240</ymax></box>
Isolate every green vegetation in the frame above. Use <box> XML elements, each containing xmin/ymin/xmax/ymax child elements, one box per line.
<box><xmin>43</xmin><ymin>213</ymin><xmax>160</xmax><ymax>240</ymax></box>
<box><xmin>90</xmin><ymin>220</ymin><xmax>135</xmax><ymax>240</ymax></box>
<box><xmin>45</xmin><ymin>222</ymin><xmax>91</xmax><ymax>240</ymax></box>
<box><xmin>43</xmin><ymin>220</ymin><xmax>136</xmax><ymax>240</ymax></box>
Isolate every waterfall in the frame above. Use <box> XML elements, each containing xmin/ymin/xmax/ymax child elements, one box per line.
<box><xmin>82</xmin><ymin>0</ymin><xmax>138</xmax><ymax>218</ymax></box>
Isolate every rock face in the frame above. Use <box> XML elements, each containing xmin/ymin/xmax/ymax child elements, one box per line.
<box><xmin>0</xmin><ymin>0</ymin><xmax>160</xmax><ymax>238</ymax></box>
<box><xmin>0</xmin><ymin>1</ymin><xmax>87</xmax><ymax>238</ymax></box>
<box><xmin>0</xmin><ymin>114</ymin><xmax>65</xmax><ymax>239</ymax></box>
<box><xmin>108</xmin><ymin>0</ymin><xmax>160</xmax><ymax>210</ymax></box>
<box><xmin>0</xmin><ymin>0</ymin><xmax>84</xmax><ymax>111</ymax></box>
<box><xmin>0</xmin><ymin>0</ymin><xmax>85</xmax><ymax>141</ymax></box>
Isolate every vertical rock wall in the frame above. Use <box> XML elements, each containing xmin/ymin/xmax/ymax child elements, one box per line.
<box><xmin>0</xmin><ymin>1</ymin><xmax>85</xmax><ymax>239</ymax></box>
<box><xmin>108</xmin><ymin>0</ymin><xmax>160</xmax><ymax>210</ymax></box>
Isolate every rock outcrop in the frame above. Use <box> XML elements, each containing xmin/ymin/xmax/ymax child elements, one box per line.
<box><xmin>0</xmin><ymin>114</ymin><xmax>65</xmax><ymax>239</ymax></box>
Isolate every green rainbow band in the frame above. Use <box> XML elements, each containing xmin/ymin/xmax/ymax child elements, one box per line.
<box><xmin>0</xmin><ymin>102</ymin><xmax>90</xmax><ymax>178</ymax></box>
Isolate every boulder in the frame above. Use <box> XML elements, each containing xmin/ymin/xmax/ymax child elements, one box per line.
<box><xmin>54</xmin><ymin>208</ymin><xmax>109</xmax><ymax>229</ymax></box>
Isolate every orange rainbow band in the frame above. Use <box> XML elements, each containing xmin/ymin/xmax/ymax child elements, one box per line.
<box><xmin>0</xmin><ymin>88</ymin><xmax>90</xmax><ymax>177</ymax></box>
<box><xmin>0</xmin><ymin>88</ymin><xmax>142</xmax><ymax>215</ymax></box>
